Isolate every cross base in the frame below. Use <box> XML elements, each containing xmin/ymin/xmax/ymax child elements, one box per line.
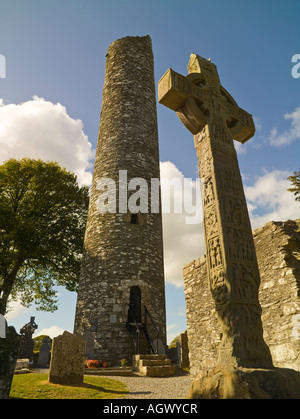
<box><xmin>187</xmin><ymin>366</ymin><xmax>300</xmax><ymax>399</ymax></box>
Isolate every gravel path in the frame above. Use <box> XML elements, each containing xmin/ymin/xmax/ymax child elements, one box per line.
<box><xmin>101</xmin><ymin>371</ymin><xmax>194</xmax><ymax>399</ymax></box>
<box><xmin>30</xmin><ymin>367</ymin><xmax>194</xmax><ymax>399</ymax></box>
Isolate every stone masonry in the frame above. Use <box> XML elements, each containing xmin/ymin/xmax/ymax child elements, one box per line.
<box><xmin>184</xmin><ymin>218</ymin><xmax>300</xmax><ymax>377</ymax></box>
<box><xmin>74</xmin><ymin>36</ymin><xmax>166</xmax><ymax>366</ymax></box>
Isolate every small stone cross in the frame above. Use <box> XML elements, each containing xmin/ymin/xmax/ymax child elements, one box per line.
<box><xmin>159</xmin><ymin>54</ymin><xmax>273</xmax><ymax>369</ymax></box>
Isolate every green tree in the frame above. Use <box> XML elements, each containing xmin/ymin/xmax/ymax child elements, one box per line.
<box><xmin>33</xmin><ymin>334</ymin><xmax>52</xmax><ymax>352</ymax></box>
<box><xmin>288</xmin><ymin>170</ymin><xmax>300</xmax><ymax>202</ymax></box>
<box><xmin>0</xmin><ymin>158</ymin><xmax>89</xmax><ymax>315</ymax></box>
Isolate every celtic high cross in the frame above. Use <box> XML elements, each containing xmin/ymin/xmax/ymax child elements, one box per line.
<box><xmin>158</xmin><ymin>54</ymin><xmax>273</xmax><ymax>369</ymax></box>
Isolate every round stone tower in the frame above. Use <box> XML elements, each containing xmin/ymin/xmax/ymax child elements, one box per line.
<box><xmin>74</xmin><ymin>36</ymin><xmax>166</xmax><ymax>365</ymax></box>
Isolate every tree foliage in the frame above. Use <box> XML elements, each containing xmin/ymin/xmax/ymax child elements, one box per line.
<box><xmin>287</xmin><ymin>170</ymin><xmax>300</xmax><ymax>202</ymax></box>
<box><xmin>0</xmin><ymin>158</ymin><xmax>89</xmax><ymax>315</ymax></box>
<box><xmin>33</xmin><ymin>334</ymin><xmax>52</xmax><ymax>351</ymax></box>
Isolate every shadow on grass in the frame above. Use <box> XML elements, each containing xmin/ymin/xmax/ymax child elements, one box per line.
<box><xmin>54</xmin><ymin>381</ymin><xmax>128</xmax><ymax>395</ymax></box>
<box><xmin>10</xmin><ymin>373</ymin><xmax>129</xmax><ymax>399</ymax></box>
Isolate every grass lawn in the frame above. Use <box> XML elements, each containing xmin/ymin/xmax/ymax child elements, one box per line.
<box><xmin>9</xmin><ymin>373</ymin><xmax>129</xmax><ymax>399</ymax></box>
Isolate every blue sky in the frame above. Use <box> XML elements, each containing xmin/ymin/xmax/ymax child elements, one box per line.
<box><xmin>0</xmin><ymin>0</ymin><xmax>299</xmax><ymax>344</ymax></box>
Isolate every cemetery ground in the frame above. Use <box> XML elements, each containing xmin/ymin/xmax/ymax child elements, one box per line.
<box><xmin>9</xmin><ymin>365</ymin><xmax>193</xmax><ymax>399</ymax></box>
<box><xmin>9</xmin><ymin>372</ymin><xmax>128</xmax><ymax>399</ymax></box>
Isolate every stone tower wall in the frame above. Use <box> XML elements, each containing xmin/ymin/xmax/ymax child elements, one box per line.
<box><xmin>184</xmin><ymin>219</ymin><xmax>300</xmax><ymax>376</ymax></box>
<box><xmin>74</xmin><ymin>36</ymin><xmax>166</xmax><ymax>365</ymax></box>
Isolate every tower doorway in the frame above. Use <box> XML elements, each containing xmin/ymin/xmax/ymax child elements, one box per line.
<box><xmin>128</xmin><ymin>286</ymin><xmax>142</xmax><ymax>323</ymax></box>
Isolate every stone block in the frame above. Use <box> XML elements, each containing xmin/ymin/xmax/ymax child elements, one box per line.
<box><xmin>187</xmin><ymin>366</ymin><xmax>300</xmax><ymax>399</ymax></box>
<box><xmin>15</xmin><ymin>358</ymin><xmax>30</xmax><ymax>370</ymax></box>
<box><xmin>132</xmin><ymin>354</ymin><xmax>175</xmax><ymax>376</ymax></box>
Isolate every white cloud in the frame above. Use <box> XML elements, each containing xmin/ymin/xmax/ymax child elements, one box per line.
<box><xmin>0</xmin><ymin>96</ymin><xmax>95</xmax><ymax>185</ymax></box>
<box><xmin>234</xmin><ymin>141</ymin><xmax>248</xmax><ymax>154</ymax></box>
<box><xmin>244</xmin><ymin>170</ymin><xmax>300</xmax><ymax>229</ymax></box>
<box><xmin>166</xmin><ymin>324</ymin><xmax>180</xmax><ymax>344</ymax></box>
<box><xmin>253</xmin><ymin>116</ymin><xmax>262</xmax><ymax>132</ymax></box>
<box><xmin>160</xmin><ymin>163</ymin><xmax>299</xmax><ymax>287</ymax></box>
<box><xmin>167</xmin><ymin>324</ymin><xmax>177</xmax><ymax>332</ymax></box>
<box><xmin>35</xmin><ymin>325</ymin><xmax>68</xmax><ymax>339</ymax></box>
<box><xmin>160</xmin><ymin>161</ymin><xmax>205</xmax><ymax>288</ymax></box>
<box><xmin>5</xmin><ymin>300</ymin><xmax>28</xmax><ymax>321</ymax></box>
<box><xmin>269</xmin><ymin>107</ymin><xmax>300</xmax><ymax>147</ymax></box>
<box><xmin>233</xmin><ymin>116</ymin><xmax>262</xmax><ymax>155</ymax></box>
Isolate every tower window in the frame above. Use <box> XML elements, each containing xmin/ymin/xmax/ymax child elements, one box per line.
<box><xmin>130</xmin><ymin>213</ymin><xmax>139</xmax><ymax>224</ymax></box>
<box><xmin>128</xmin><ymin>212</ymin><xmax>145</xmax><ymax>226</ymax></box>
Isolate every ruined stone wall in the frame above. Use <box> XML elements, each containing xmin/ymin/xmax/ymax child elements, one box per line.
<box><xmin>184</xmin><ymin>219</ymin><xmax>300</xmax><ymax>376</ymax></box>
<box><xmin>255</xmin><ymin>219</ymin><xmax>300</xmax><ymax>371</ymax></box>
<box><xmin>74</xmin><ymin>36</ymin><xmax>166</xmax><ymax>366</ymax></box>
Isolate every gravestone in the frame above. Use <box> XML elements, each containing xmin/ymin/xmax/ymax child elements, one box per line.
<box><xmin>0</xmin><ymin>314</ymin><xmax>5</xmax><ymax>338</ymax></box>
<box><xmin>38</xmin><ymin>337</ymin><xmax>51</xmax><ymax>366</ymax></box>
<box><xmin>0</xmin><ymin>323</ymin><xmax>21</xmax><ymax>399</ymax></box>
<box><xmin>49</xmin><ymin>331</ymin><xmax>86</xmax><ymax>385</ymax></box>
<box><xmin>179</xmin><ymin>331</ymin><xmax>189</xmax><ymax>370</ymax></box>
<box><xmin>15</xmin><ymin>358</ymin><xmax>30</xmax><ymax>372</ymax></box>
<box><xmin>176</xmin><ymin>341</ymin><xmax>181</xmax><ymax>366</ymax></box>
<box><xmin>159</xmin><ymin>53</ymin><xmax>300</xmax><ymax>398</ymax></box>
<box><xmin>152</xmin><ymin>338</ymin><xmax>165</xmax><ymax>355</ymax></box>
<box><xmin>18</xmin><ymin>316</ymin><xmax>38</xmax><ymax>362</ymax></box>
<box><xmin>81</xmin><ymin>331</ymin><xmax>95</xmax><ymax>360</ymax></box>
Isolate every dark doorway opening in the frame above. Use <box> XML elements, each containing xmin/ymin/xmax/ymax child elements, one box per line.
<box><xmin>128</xmin><ymin>286</ymin><xmax>142</xmax><ymax>323</ymax></box>
<box><xmin>130</xmin><ymin>213</ymin><xmax>139</xmax><ymax>224</ymax></box>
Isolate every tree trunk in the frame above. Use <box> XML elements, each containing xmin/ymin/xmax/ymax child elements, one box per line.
<box><xmin>0</xmin><ymin>278</ymin><xmax>14</xmax><ymax>315</ymax></box>
<box><xmin>0</xmin><ymin>258</ymin><xmax>24</xmax><ymax>315</ymax></box>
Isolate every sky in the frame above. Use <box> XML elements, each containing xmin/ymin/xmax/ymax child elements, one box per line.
<box><xmin>0</xmin><ymin>0</ymin><xmax>299</xmax><ymax>345</ymax></box>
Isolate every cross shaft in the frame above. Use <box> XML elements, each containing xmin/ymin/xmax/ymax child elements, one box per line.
<box><xmin>158</xmin><ymin>54</ymin><xmax>273</xmax><ymax>369</ymax></box>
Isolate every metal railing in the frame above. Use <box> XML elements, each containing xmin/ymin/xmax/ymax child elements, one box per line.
<box><xmin>144</xmin><ymin>305</ymin><xmax>159</xmax><ymax>354</ymax></box>
<box><xmin>126</xmin><ymin>305</ymin><xmax>141</xmax><ymax>354</ymax></box>
<box><xmin>126</xmin><ymin>304</ymin><xmax>160</xmax><ymax>355</ymax></box>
